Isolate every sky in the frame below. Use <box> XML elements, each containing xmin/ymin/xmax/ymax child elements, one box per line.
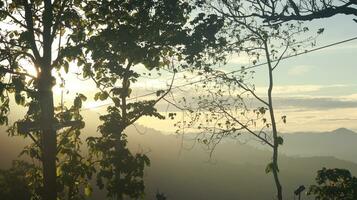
<box><xmin>133</xmin><ymin>15</ymin><xmax>357</xmax><ymax>133</ymax></box>
<box><xmin>6</xmin><ymin>13</ymin><xmax>357</xmax><ymax>134</ymax></box>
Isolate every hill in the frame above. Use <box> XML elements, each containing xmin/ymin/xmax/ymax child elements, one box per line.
<box><xmin>122</xmin><ymin>126</ymin><xmax>357</xmax><ymax>200</ymax></box>
<box><xmin>281</xmin><ymin>128</ymin><xmax>357</xmax><ymax>163</ymax></box>
<box><xmin>2</xmin><ymin>120</ymin><xmax>357</xmax><ymax>199</ymax></box>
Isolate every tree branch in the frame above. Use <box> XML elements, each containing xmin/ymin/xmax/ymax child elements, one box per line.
<box><xmin>129</xmin><ymin>72</ymin><xmax>176</xmax><ymax>125</ymax></box>
<box><xmin>218</xmin><ymin>105</ymin><xmax>274</xmax><ymax>148</ymax></box>
<box><xmin>23</xmin><ymin>0</ymin><xmax>41</xmax><ymax>60</ymax></box>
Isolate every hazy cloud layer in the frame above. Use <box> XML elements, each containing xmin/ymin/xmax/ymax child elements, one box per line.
<box><xmin>255</xmin><ymin>84</ymin><xmax>349</xmax><ymax>95</ymax></box>
<box><xmin>287</xmin><ymin>65</ymin><xmax>312</xmax><ymax>76</ymax></box>
<box><xmin>273</xmin><ymin>96</ymin><xmax>357</xmax><ymax>109</ymax></box>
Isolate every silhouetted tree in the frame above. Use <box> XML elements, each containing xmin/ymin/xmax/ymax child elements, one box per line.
<box><xmin>173</xmin><ymin>1</ymin><xmax>318</xmax><ymax>199</ymax></box>
<box><xmin>7</xmin><ymin>92</ymin><xmax>95</xmax><ymax>200</ymax></box>
<box><xmin>0</xmin><ymin>161</ymin><xmax>32</xmax><ymax>200</ymax></box>
<box><xmin>0</xmin><ymin>0</ymin><xmax>89</xmax><ymax>199</ymax></box>
<box><xmin>308</xmin><ymin>168</ymin><xmax>357</xmax><ymax>200</ymax></box>
<box><xmin>0</xmin><ymin>0</ymin><xmax>225</xmax><ymax>199</ymax></box>
<box><xmin>156</xmin><ymin>191</ymin><xmax>167</xmax><ymax>200</ymax></box>
<box><xmin>236</xmin><ymin>0</ymin><xmax>357</xmax><ymax>23</ymax></box>
<box><xmin>82</xmin><ymin>1</ymin><xmax>225</xmax><ymax>199</ymax></box>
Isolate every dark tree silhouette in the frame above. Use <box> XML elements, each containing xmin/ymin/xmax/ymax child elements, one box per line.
<box><xmin>7</xmin><ymin>92</ymin><xmax>94</xmax><ymax>199</ymax></box>
<box><xmin>236</xmin><ymin>0</ymin><xmax>357</xmax><ymax>23</ymax></box>
<box><xmin>0</xmin><ymin>0</ymin><xmax>224</xmax><ymax>199</ymax></box>
<box><xmin>0</xmin><ymin>0</ymin><xmax>89</xmax><ymax>199</ymax></box>
<box><xmin>172</xmin><ymin>1</ymin><xmax>318</xmax><ymax>200</ymax></box>
<box><xmin>0</xmin><ymin>161</ymin><xmax>32</xmax><ymax>200</ymax></box>
<box><xmin>308</xmin><ymin>168</ymin><xmax>357</xmax><ymax>200</ymax></box>
<box><xmin>82</xmin><ymin>1</ymin><xmax>225</xmax><ymax>199</ymax></box>
<box><xmin>156</xmin><ymin>192</ymin><xmax>167</xmax><ymax>200</ymax></box>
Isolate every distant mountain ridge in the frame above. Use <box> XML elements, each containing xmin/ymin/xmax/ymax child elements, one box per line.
<box><xmin>328</xmin><ymin>127</ymin><xmax>356</xmax><ymax>134</ymax></box>
<box><xmin>120</xmin><ymin>126</ymin><xmax>357</xmax><ymax>200</ymax></box>
<box><xmin>281</xmin><ymin>127</ymin><xmax>357</xmax><ymax>163</ymax></box>
<box><xmin>288</xmin><ymin>127</ymin><xmax>357</xmax><ymax>135</ymax></box>
<box><xmin>2</xmin><ymin>118</ymin><xmax>357</xmax><ymax>199</ymax></box>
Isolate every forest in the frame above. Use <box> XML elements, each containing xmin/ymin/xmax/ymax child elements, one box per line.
<box><xmin>1</xmin><ymin>0</ymin><xmax>357</xmax><ymax>199</ymax></box>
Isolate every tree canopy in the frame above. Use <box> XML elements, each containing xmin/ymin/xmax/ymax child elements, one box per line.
<box><xmin>308</xmin><ymin>168</ymin><xmax>357</xmax><ymax>200</ymax></box>
<box><xmin>0</xmin><ymin>0</ymin><xmax>226</xmax><ymax>199</ymax></box>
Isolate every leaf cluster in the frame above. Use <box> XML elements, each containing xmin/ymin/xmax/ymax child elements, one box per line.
<box><xmin>308</xmin><ymin>168</ymin><xmax>357</xmax><ymax>200</ymax></box>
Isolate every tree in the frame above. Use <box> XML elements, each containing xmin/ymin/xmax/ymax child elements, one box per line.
<box><xmin>82</xmin><ymin>0</ymin><xmax>225</xmax><ymax>199</ymax></box>
<box><xmin>0</xmin><ymin>0</ymin><xmax>88</xmax><ymax>199</ymax></box>
<box><xmin>173</xmin><ymin>1</ymin><xmax>315</xmax><ymax>199</ymax></box>
<box><xmin>308</xmin><ymin>168</ymin><xmax>357</xmax><ymax>200</ymax></box>
<box><xmin>0</xmin><ymin>0</ymin><xmax>225</xmax><ymax>199</ymax></box>
<box><xmin>239</xmin><ymin>0</ymin><xmax>357</xmax><ymax>23</ymax></box>
<box><xmin>0</xmin><ymin>161</ymin><xmax>32</xmax><ymax>200</ymax></box>
<box><xmin>9</xmin><ymin>93</ymin><xmax>94</xmax><ymax>200</ymax></box>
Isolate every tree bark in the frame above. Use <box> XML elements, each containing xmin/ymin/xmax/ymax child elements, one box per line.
<box><xmin>114</xmin><ymin>63</ymin><xmax>132</xmax><ymax>200</ymax></box>
<box><xmin>39</xmin><ymin>68</ymin><xmax>57</xmax><ymax>200</ymax></box>
<box><xmin>264</xmin><ymin>40</ymin><xmax>283</xmax><ymax>200</ymax></box>
<box><xmin>40</xmin><ymin>0</ymin><xmax>57</xmax><ymax>199</ymax></box>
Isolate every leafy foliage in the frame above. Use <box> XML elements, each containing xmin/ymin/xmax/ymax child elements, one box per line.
<box><xmin>7</xmin><ymin>93</ymin><xmax>94</xmax><ymax>199</ymax></box>
<box><xmin>80</xmin><ymin>0</ymin><xmax>226</xmax><ymax>199</ymax></box>
<box><xmin>87</xmin><ymin>107</ymin><xmax>151</xmax><ymax>199</ymax></box>
<box><xmin>308</xmin><ymin>168</ymin><xmax>357</xmax><ymax>200</ymax></box>
<box><xmin>0</xmin><ymin>161</ymin><xmax>33</xmax><ymax>200</ymax></box>
<box><xmin>0</xmin><ymin>0</ymin><xmax>91</xmax><ymax>198</ymax></box>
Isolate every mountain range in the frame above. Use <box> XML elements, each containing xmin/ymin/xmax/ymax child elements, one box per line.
<box><xmin>112</xmin><ymin>126</ymin><xmax>357</xmax><ymax>199</ymax></box>
<box><xmin>1</xmin><ymin>121</ymin><xmax>357</xmax><ymax>199</ymax></box>
<box><xmin>281</xmin><ymin>127</ymin><xmax>357</xmax><ymax>163</ymax></box>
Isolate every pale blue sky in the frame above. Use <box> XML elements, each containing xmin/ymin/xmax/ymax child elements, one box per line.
<box><xmin>256</xmin><ymin>15</ymin><xmax>357</xmax><ymax>91</ymax></box>
<box><xmin>138</xmin><ymin>14</ymin><xmax>357</xmax><ymax>133</ymax></box>
<box><xmin>220</xmin><ymin>14</ymin><xmax>357</xmax><ymax>98</ymax></box>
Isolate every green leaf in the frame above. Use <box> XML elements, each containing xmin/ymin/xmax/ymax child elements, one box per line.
<box><xmin>317</xmin><ymin>28</ymin><xmax>324</xmax><ymax>34</ymax></box>
<box><xmin>0</xmin><ymin>116</ymin><xmax>8</xmax><ymax>125</ymax></box>
<box><xmin>64</xmin><ymin>61</ymin><xmax>69</xmax><ymax>73</ymax></box>
<box><xmin>281</xmin><ymin>115</ymin><xmax>287</xmax><ymax>124</ymax></box>
<box><xmin>74</xmin><ymin>96</ymin><xmax>82</xmax><ymax>108</ymax></box>
<box><xmin>94</xmin><ymin>92</ymin><xmax>101</xmax><ymax>101</ymax></box>
<box><xmin>156</xmin><ymin>90</ymin><xmax>165</xmax><ymax>97</ymax></box>
<box><xmin>99</xmin><ymin>91</ymin><xmax>109</xmax><ymax>101</ymax></box>
<box><xmin>265</xmin><ymin>162</ymin><xmax>274</xmax><ymax>174</ymax></box>
<box><xmin>84</xmin><ymin>184</ymin><xmax>93</xmax><ymax>197</ymax></box>
<box><xmin>14</xmin><ymin>93</ymin><xmax>25</xmax><ymax>105</ymax></box>
<box><xmin>258</xmin><ymin>107</ymin><xmax>266</xmax><ymax>114</ymax></box>
<box><xmin>77</xmin><ymin>59</ymin><xmax>84</xmax><ymax>67</ymax></box>
<box><xmin>78</xmin><ymin>93</ymin><xmax>87</xmax><ymax>101</ymax></box>
<box><xmin>276</xmin><ymin>136</ymin><xmax>284</xmax><ymax>145</ymax></box>
<box><xmin>56</xmin><ymin>167</ymin><xmax>62</xmax><ymax>176</ymax></box>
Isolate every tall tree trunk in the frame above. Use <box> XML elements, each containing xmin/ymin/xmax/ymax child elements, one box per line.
<box><xmin>264</xmin><ymin>40</ymin><xmax>283</xmax><ymax>200</ymax></box>
<box><xmin>41</xmin><ymin>0</ymin><xmax>56</xmax><ymax>199</ymax></box>
<box><xmin>114</xmin><ymin>139</ymin><xmax>124</xmax><ymax>200</ymax></box>
<box><xmin>39</xmin><ymin>68</ymin><xmax>57</xmax><ymax>200</ymax></box>
<box><xmin>114</xmin><ymin>63</ymin><xmax>132</xmax><ymax>200</ymax></box>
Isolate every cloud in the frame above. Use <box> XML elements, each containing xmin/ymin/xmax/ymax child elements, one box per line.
<box><xmin>274</xmin><ymin>107</ymin><xmax>357</xmax><ymax>133</ymax></box>
<box><xmin>322</xmin><ymin>118</ymin><xmax>357</xmax><ymax>121</ymax></box>
<box><xmin>273</xmin><ymin>96</ymin><xmax>357</xmax><ymax>109</ymax></box>
<box><xmin>340</xmin><ymin>93</ymin><xmax>357</xmax><ymax>101</ymax></box>
<box><xmin>288</xmin><ymin>65</ymin><xmax>311</xmax><ymax>76</ymax></box>
<box><xmin>255</xmin><ymin>84</ymin><xmax>347</xmax><ymax>95</ymax></box>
